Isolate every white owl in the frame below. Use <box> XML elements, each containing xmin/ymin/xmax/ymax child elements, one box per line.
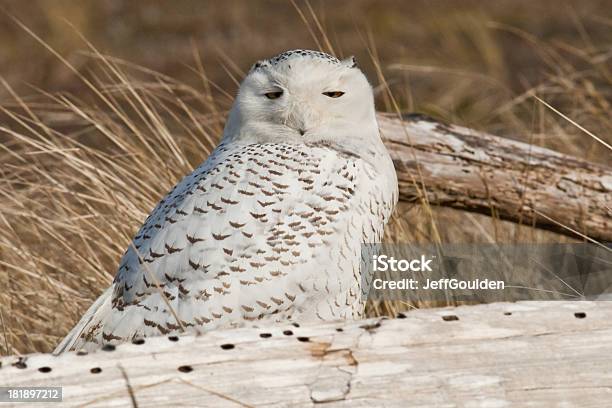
<box><xmin>54</xmin><ymin>50</ymin><xmax>398</xmax><ymax>353</ymax></box>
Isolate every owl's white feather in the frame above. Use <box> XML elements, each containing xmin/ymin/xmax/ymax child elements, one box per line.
<box><xmin>55</xmin><ymin>50</ymin><xmax>398</xmax><ymax>353</ymax></box>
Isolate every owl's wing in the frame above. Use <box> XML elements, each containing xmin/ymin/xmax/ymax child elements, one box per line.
<box><xmin>56</xmin><ymin>141</ymin><xmax>393</xmax><ymax>353</ymax></box>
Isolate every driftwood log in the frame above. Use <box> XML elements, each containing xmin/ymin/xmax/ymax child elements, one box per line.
<box><xmin>0</xmin><ymin>301</ymin><xmax>610</xmax><ymax>406</ymax></box>
<box><xmin>377</xmin><ymin>114</ymin><xmax>611</xmax><ymax>242</ymax></box>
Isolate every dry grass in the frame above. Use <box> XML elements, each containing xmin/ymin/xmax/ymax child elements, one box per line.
<box><xmin>0</xmin><ymin>1</ymin><xmax>611</xmax><ymax>355</ymax></box>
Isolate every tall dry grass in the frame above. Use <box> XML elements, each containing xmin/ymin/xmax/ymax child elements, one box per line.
<box><xmin>1</xmin><ymin>2</ymin><xmax>611</xmax><ymax>355</ymax></box>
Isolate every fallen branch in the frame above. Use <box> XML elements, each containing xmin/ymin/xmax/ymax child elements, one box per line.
<box><xmin>1</xmin><ymin>301</ymin><xmax>610</xmax><ymax>406</ymax></box>
<box><xmin>378</xmin><ymin>113</ymin><xmax>611</xmax><ymax>242</ymax></box>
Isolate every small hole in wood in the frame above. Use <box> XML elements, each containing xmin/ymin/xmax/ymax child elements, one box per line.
<box><xmin>396</xmin><ymin>312</ymin><xmax>407</xmax><ymax>319</ymax></box>
<box><xmin>168</xmin><ymin>335</ymin><xmax>179</xmax><ymax>342</ymax></box>
<box><xmin>335</xmin><ymin>328</ymin><xmax>344</xmax><ymax>332</ymax></box>
<box><xmin>259</xmin><ymin>333</ymin><xmax>272</xmax><ymax>338</ymax></box>
<box><xmin>359</xmin><ymin>322</ymin><xmax>381</xmax><ymax>331</ymax></box>
<box><xmin>38</xmin><ymin>366</ymin><xmax>52</xmax><ymax>373</ymax></box>
<box><xmin>90</xmin><ymin>367</ymin><xmax>102</xmax><ymax>374</ymax></box>
<box><xmin>132</xmin><ymin>338</ymin><xmax>145</xmax><ymax>345</ymax></box>
<box><xmin>283</xmin><ymin>330</ymin><xmax>293</xmax><ymax>336</ymax></box>
<box><xmin>297</xmin><ymin>336</ymin><xmax>310</xmax><ymax>342</ymax></box>
<box><xmin>102</xmin><ymin>344</ymin><xmax>116</xmax><ymax>352</ymax></box>
<box><xmin>574</xmin><ymin>312</ymin><xmax>587</xmax><ymax>319</ymax></box>
<box><xmin>178</xmin><ymin>365</ymin><xmax>193</xmax><ymax>373</ymax></box>
<box><xmin>292</xmin><ymin>322</ymin><xmax>300</xmax><ymax>327</ymax></box>
<box><xmin>504</xmin><ymin>312</ymin><xmax>512</xmax><ymax>316</ymax></box>
<box><xmin>13</xmin><ymin>359</ymin><xmax>27</xmax><ymax>369</ymax></box>
<box><xmin>442</xmin><ymin>315</ymin><xmax>459</xmax><ymax>321</ymax></box>
<box><xmin>220</xmin><ymin>343</ymin><xmax>235</xmax><ymax>350</ymax></box>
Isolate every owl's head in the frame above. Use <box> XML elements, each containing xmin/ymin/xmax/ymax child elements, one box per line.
<box><xmin>223</xmin><ymin>50</ymin><xmax>380</xmax><ymax>150</ymax></box>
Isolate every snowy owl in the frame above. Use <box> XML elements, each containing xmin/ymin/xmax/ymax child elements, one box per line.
<box><xmin>54</xmin><ymin>49</ymin><xmax>398</xmax><ymax>353</ymax></box>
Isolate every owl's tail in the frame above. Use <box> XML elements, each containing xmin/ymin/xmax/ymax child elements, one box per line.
<box><xmin>52</xmin><ymin>285</ymin><xmax>114</xmax><ymax>355</ymax></box>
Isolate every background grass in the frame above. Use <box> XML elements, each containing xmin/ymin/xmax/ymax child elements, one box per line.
<box><xmin>0</xmin><ymin>0</ymin><xmax>610</xmax><ymax>355</ymax></box>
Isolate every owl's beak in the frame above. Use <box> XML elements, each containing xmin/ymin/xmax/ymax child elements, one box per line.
<box><xmin>282</xmin><ymin>123</ymin><xmax>307</xmax><ymax>136</ymax></box>
<box><xmin>285</xmin><ymin>99</ymin><xmax>313</xmax><ymax>136</ymax></box>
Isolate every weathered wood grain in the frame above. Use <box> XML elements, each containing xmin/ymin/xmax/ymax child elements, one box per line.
<box><xmin>377</xmin><ymin>113</ymin><xmax>612</xmax><ymax>242</ymax></box>
<box><xmin>1</xmin><ymin>301</ymin><xmax>610</xmax><ymax>407</ymax></box>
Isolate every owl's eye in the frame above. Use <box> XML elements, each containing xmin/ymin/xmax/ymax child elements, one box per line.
<box><xmin>264</xmin><ymin>91</ymin><xmax>283</xmax><ymax>99</ymax></box>
<box><xmin>323</xmin><ymin>91</ymin><xmax>345</xmax><ymax>98</ymax></box>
